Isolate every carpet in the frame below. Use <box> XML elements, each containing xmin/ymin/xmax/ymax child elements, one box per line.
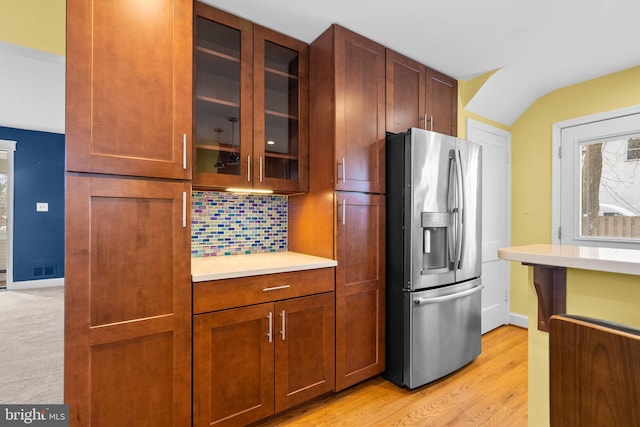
<box><xmin>0</xmin><ymin>286</ymin><xmax>64</xmax><ymax>404</ymax></box>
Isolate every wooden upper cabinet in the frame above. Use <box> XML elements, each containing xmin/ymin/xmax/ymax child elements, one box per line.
<box><xmin>385</xmin><ymin>49</ymin><xmax>426</xmax><ymax>134</ymax></box>
<box><xmin>66</xmin><ymin>0</ymin><xmax>192</xmax><ymax>179</ymax></box>
<box><xmin>426</xmin><ymin>67</ymin><xmax>458</xmax><ymax>136</ymax></box>
<box><xmin>330</xmin><ymin>25</ymin><xmax>386</xmax><ymax>194</ymax></box>
<box><xmin>193</xmin><ymin>4</ymin><xmax>308</xmax><ymax>193</ymax></box>
<box><xmin>386</xmin><ymin>49</ymin><xmax>458</xmax><ymax>137</ymax></box>
<box><xmin>307</xmin><ymin>24</ymin><xmax>386</xmax><ymax>194</ymax></box>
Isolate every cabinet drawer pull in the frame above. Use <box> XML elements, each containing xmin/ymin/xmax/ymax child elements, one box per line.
<box><xmin>262</xmin><ymin>285</ymin><xmax>291</xmax><ymax>292</ymax></box>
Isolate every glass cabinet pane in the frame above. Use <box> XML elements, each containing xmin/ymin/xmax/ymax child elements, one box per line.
<box><xmin>263</xmin><ymin>41</ymin><xmax>299</xmax><ymax>181</ymax></box>
<box><xmin>195</xmin><ymin>17</ymin><xmax>243</xmax><ymax>177</ymax></box>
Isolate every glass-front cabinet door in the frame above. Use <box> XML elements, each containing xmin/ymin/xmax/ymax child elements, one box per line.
<box><xmin>194</xmin><ymin>5</ymin><xmax>253</xmax><ymax>188</ymax></box>
<box><xmin>194</xmin><ymin>5</ymin><xmax>308</xmax><ymax>193</ymax></box>
<box><xmin>253</xmin><ymin>26</ymin><xmax>308</xmax><ymax>192</ymax></box>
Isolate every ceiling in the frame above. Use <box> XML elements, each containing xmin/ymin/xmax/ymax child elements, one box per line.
<box><xmin>200</xmin><ymin>0</ymin><xmax>640</xmax><ymax>126</ymax></box>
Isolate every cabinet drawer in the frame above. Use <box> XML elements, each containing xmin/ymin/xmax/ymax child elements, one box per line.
<box><xmin>194</xmin><ymin>267</ymin><xmax>335</xmax><ymax>314</ymax></box>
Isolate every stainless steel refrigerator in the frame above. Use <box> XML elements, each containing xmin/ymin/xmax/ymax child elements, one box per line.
<box><xmin>385</xmin><ymin>128</ymin><xmax>483</xmax><ymax>389</ymax></box>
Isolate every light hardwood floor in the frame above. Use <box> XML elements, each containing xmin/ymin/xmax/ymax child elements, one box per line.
<box><xmin>257</xmin><ymin>325</ymin><xmax>527</xmax><ymax>426</ymax></box>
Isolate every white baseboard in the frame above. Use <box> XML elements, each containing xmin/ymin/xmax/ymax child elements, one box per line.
<box><xmin>7</xmin><ymin>277</ymin><xmax>65</xmax><ymax>290</ymax></box>
<box><xmin>508</xmin><ymin>312</ymin><xmax>528</xmax><ymax>329</ymax></box>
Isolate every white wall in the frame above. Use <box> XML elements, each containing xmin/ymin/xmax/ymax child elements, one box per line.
<box><xmin>0</xmin><ymin>41</ymin><xmax>65</xmax><ymax>133</ymax></box>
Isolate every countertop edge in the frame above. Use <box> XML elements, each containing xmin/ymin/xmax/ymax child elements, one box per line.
<box><xmin>191</xmin><ymin>252</ymin><xmax>338</xmax><ymax>282</ymax></box>
<box><xmin>498</xmin><ymin>244</ymin><xmax>640</xmax><ymax>276</ymax></box>
<box><xmin>192</xmin><ymin>261</ymin><xmax>337</xmax><ymax>282</ymax></box>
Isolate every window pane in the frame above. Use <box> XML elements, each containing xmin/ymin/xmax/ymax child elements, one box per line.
<box><xmin>628</xmin><ymin>137</ymin><xmax>640</xmax><ymax>160</ymax></box>
<box><xmin>580</xmin><ymin>135</ymin><xmax>640</xmax><ymax>240</ymax></box>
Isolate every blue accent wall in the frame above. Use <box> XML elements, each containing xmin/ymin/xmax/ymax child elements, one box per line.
<box><xmin>0</xmin><ymin>126</ymin><xmax>65</xmax><ymax>282</ymax></box>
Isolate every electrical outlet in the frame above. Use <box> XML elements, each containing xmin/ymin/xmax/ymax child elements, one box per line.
<box><xmin>36</xmin><ymin>202</ymin><xmax>48</xmax><ymax>212</ymax></box>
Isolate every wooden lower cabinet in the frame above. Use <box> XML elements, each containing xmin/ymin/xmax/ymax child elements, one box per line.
<box><xmin>64</xmin><ymin>175</ymin><xmax>192</xmax><ymax>426</ymax></box>
<box><xmin>335</xmin><ymin>192</ymin><xmax>386</xmax><ymax>391</ymax></box>
<box><xmin>193</xmin><ymin>292</ymin><xmax>335</xmax><ymax>426</ymax></box>
<box><xmin>275</xmin><ymin>292</ymin><xmax>336</xmax><ymax>412</ymax></box>
<box><xmin>193</xmin><ymin>303</ymin><xmax>274</xmax><ymax>426</ymax></box>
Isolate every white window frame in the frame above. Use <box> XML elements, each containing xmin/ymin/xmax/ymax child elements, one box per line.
<box><xmin>552</xmin><ymin>104</ymin><xmax>640</xmax><ymax>246</ymax></box>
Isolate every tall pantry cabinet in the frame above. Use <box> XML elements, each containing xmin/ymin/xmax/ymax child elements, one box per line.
<box><xmin>289</xmin><ymin>24</ymin><xmax>386</xmax><ymax>391</ymax></box>
<box><xmin>65</xmin><ymin>1</ymin><xmax>192</xmax><ymax>426</ymax></box>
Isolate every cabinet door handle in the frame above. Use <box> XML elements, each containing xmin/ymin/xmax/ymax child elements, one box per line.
<box><xmin>267</xmin><ymin>311</ymin><xmax>273</xmax><ymax>343</ymax></box>
<box><xmin>342</xmin><ymin>157</ymin><xmax>346</xmax><ymax>183</ymax></box>
<box><xmin>262</xmin><ymin>285</ymin><xmax>290</xmax><ymax>292</ymax></box>
<box><xmin>280</xmin><ymin>310</ymin><xmax>286</xmax><ymax>341</ymax></box>
<box><xmin>423</xmin><ymin>114</ymin><xmax>428</xmax><ymax>130</ymax></box>
<box><xmin>430</xmin><ymin>115</ymin><xmax>434</xmax><ymax>131</ymax></box>
<box><xmin>339</xmin><ymin>199</ymin><xmax>346</xmax><ymax>225</ymax></box>
<box><xmin>259</xmin><ymin>156</ymin><xmax>263</xmax><ymax>182</ymax></box>
<box><xmin>182</xmin><ymin>192</ymin><xmax>186</xmax><ymax>228</ymax></box>
<box><xmin>182</xmin><ymin>134</ymin><xmax>187</xmax><ymax>170</ymax></box>
<box><xmin>247</xmin><ymin>155</ymin><xmax>251</xmax><ymax>182</ymax></box>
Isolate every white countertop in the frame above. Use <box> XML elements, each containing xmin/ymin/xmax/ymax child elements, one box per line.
<box><xmin>498</xmin><ymin>244</ymin><xmax>640</xmax><ymax>276</ymax></box>
<box><xmin>192</xmin><ymin>251</ymin><xmax>337</xmax><ymax>282</ymax></box>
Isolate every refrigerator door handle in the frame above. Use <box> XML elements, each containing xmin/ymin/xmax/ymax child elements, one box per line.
<box><xmin>455</xmin><ymin>149</ymin><xmax>465</xmax><ymax>268</ymax></box>
<box><xmin>447</xmin><ymin>151</ymin><xmax>457</xmax><ymax>265</ymax></box>
<box><xmin>413</xmin><ymin>284</ymin><xmax>484</xmax><ymax>305</ymax></box>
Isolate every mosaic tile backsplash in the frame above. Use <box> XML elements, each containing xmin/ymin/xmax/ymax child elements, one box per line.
<box><xmin>192</xmin><ymin>191</ymin><xmax>288</xmax><ymax>257</ymax></box>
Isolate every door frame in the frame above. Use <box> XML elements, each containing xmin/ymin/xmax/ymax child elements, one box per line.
<box><xmin>0</xmin><ymin>139</ymin><xmax>16</xmax><ymax>289</ymax></box>
<box><xmin>551</xmin><ymin>104</ymin><xmax>640</xmax><ymax>244</ymax></box>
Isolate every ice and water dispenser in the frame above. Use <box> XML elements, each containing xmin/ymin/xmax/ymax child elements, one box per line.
<box><xmin>420</xmin><ymin>212</ymin><xmax>449</xmax><ymax>273</ymax></box>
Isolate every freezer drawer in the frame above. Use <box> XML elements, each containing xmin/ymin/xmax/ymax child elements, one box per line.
<box><xmin>404</xmin><ymin>279</ymin><xmax>482</xmax><ymax>389</ymax></box>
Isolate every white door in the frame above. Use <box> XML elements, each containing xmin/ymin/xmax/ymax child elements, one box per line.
<box><xmin>467</xmin><ymin>119</ymin><xmax>511</xmax><ymax>334</ymax></box>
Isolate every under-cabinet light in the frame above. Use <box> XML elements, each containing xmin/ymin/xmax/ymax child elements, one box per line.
<box><xmin>225</xmin><ymin>187</ymin><xmax>274</xmax><ymax>194</ymax></box>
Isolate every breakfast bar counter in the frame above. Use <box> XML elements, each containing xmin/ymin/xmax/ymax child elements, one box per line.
<box><xmin>499</xmin><ymin>244</ymin><xmax>640</xmax><ymax>331</ymax></box>
<box><xmin>499</xmin><ymin>245</ymin><xmax>640</xmax><ymax>426</ymax></box>
<box><xmin>498</xmin><ymin>244</ymin><xmax>640</xmax><ymax>276</ymax></box>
